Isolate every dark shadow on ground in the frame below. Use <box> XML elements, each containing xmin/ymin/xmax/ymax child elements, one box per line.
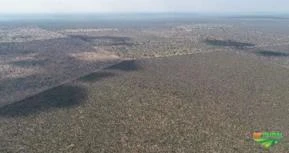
<box><xmin>255</xmin><ymin>50</ymin><xmax>289</xmax><ymax>57</ymax></box>
<box><xmin>0</xmin><ymin>85</ymin><xmax>87</xmax><ymax>117</ymax></box>
<box><xmin>10</xmin><ymin>59</ymin><xmax>48</xmax><ymax>67</ymax></box>
<box><xmin>0</xmin><ymin>75</ymin><xmax>45</xmax><ymax>92</ymax></box>
<box><xmin>71</xmin><ymin>35</ymin><xmax>131</xmax><ymax>42</ymax></box>
<box><xmin>70</xmin><ymin>35</ymin><xmax>134</xmax><ymax>46</ymax></box>
<box><xmin>0</xmin><ymin>37</ymin><xmax>120</xmax><ymax>105</ymax></box>
<box><xmin>0</xmin><ymin>37</ymin><xmax>95</xmax><ymax>56</ymax></box>
<box><xmin>204</xmin><ymin>38</ymin><xmax>255</xmax><ymax>49</ymax></box>
<box><xmin>106</xmin><ymin>60</ymin><xmax>141</xmax><ymax>71</ymax></box>
<box><xmin>79</xmin><ymin>71</ymin><xmax>116</xmax><ymax>83</ymax></box>
<box><xmin>0</xmin><ymin>47</ymin><xmax>35</xmax><ymax>55</ymax></box>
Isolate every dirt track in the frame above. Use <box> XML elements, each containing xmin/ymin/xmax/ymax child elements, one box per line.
<box><xmin>0</xmin><ymin>37</ymin><xmax>121</xmax><ymax>106</ymax></box>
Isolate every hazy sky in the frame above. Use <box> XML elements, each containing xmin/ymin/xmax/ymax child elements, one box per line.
<box><xmin>0</xmin><ymin>0</ymin><xmax>288</xmax><ymax>14</ymax></box>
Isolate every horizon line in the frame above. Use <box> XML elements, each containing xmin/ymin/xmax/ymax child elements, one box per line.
<box><xmin>0</xmin><ymin>11</ymin><xmax>289</xmax><ymax>15</ymax></box>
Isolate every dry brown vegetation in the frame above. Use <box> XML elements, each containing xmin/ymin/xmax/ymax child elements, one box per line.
<box><xmin>1</xmin><ymin>19</ymin><xmax>289</xmax><ymax>152</ymax></box>
<box><xmin>0</xmin><ymin>36</ymin><xmax>121</xmax><ymax>106</ymax></box>
<box><xmin>1</xmin><ymin>52</ymin><xmax>289</xmax><ymax>152</ymax></box>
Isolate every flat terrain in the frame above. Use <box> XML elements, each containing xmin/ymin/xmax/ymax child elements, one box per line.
<box><xmin>1</xmin><ymin>16</ymin><xmax>289</xmax><ymax>152</ymax></box>
<box><xmin>0</xmin><ymin>27</ymin><xmax>121</xmax><ymax>105</ymax></box>
<box><xmin>2</xmin><ymin>20</ymin><xmax>289</xmax><ymax>106</ymax></box>
<box><xmin>1</xmin><ymin>51</ymin><xmax>289</xmax><ymax>152</ymax></box>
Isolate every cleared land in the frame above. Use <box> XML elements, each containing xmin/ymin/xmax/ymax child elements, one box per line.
<box><xmin>1</xmin><ymin>51</ymin><xmax>289</xmax><ymax>152</ymax></box>
<box><xmin>0</xmin><ymin>27</ymin><xmax>121</xmax><ymax>105</ymax></box>
<box><xmin>2</xmin><ymin>21</ymin><xmax>289</xmax><ymax>106</ymax></box>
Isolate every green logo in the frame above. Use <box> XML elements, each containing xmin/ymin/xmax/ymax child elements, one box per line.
<box><xmin>253</xmin><ymin>132</ymin><xmax>283</xmax><ymax>149</ymax></box>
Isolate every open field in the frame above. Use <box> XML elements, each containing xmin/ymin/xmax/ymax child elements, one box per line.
<box><xmin>1</xmin><ymin>16</ymin><xmax>289</xmax><ymax>152</ymax></box>
<box><xmin>0</xmin><ymin>27</ymin><xmax>122</xmax><ymax>105</ymax></box>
